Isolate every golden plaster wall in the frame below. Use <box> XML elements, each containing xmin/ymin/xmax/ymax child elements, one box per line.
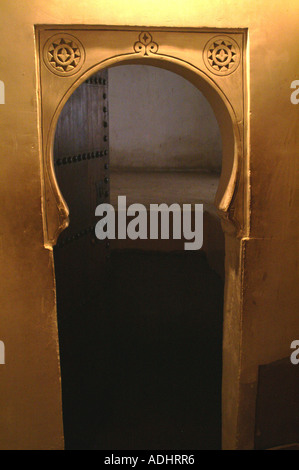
<box><xmin>0</xmin><ymin>0</ymin><xmax>298</xmax><ymax>450</ymax></box>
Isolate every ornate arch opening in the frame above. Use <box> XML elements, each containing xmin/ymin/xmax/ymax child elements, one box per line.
<box><xmin>37</xmin><ymin>26</ymin><xmax>248</xmax><ymax>449</ymax></box>
<box><xmin>37</xmin><ymin>28</ymin><xmax>247</xmax><ymax>247</ymax></box>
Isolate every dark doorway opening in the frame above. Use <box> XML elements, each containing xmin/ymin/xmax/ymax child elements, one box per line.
<box><xmin>53</xmin><ymin>65</ymin><xmax>224</xmax><ymax>450</ymax></box>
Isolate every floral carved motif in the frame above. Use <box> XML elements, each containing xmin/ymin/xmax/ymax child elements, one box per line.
<box><xmin>43</xmin><ymin>34</ymin><xmax>85</xmax><ymax>77</ymax></box>
<box><xmin>134</xmin><ymin>32</ymin><xmax>159</xmax><ymax>56</ymax></box>
<box><xmin>203</xmin><ymin>36</ymin><xmax>240</xmax><ymax>76</ymax></box>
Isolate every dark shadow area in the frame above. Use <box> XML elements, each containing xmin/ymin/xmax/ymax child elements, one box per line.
<box><xmin>56</xmin><ymin>248</ymin><xmax>223</xmax><ymax>450</ymax></box>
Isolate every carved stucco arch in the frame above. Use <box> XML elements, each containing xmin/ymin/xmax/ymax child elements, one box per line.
<box><xmin>38</xmin><ymin>28</ymin><xmax>247</xmax><ymax>449</ymax></box>
<box><xmin>39</xmin><ymin>29</ymin><xmax>246</xmax><ymax>248</ymax></box>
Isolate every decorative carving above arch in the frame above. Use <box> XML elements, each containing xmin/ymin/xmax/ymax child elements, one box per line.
<box><xmin>203</xmin><ymin>36</ymin><xmax>241</xmax><ymax>76</ymax></box>
<box><xmin>133</xmin><ymin>31</ymin><xmax>159</xmax><ymax>55</ymax></box>
<box><xmin>43</xmin><ymin>33</ymin><xmax>85</xmax><ymax>77</ymax></box>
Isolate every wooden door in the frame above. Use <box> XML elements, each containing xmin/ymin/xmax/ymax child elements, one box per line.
<box><xmin>53</xmin><ymin>70</ymin><xmax>109</xmax><ymax>447</ymax></box>
<box><xmin>53</xmin><ymin>69</ymin><xmax>109</xmax><ymax>305</ymax></box>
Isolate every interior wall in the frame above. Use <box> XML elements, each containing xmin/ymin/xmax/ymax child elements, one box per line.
<box><xmin>108</xmin><ymin>65</ymin><xmax>222</xmax><ymax>171</ymax></box>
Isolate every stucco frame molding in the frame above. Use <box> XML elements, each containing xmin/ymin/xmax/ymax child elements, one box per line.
<box><xmin>36</xmin><ymin>26</ymin><xmax>249</xmax><ymax>449</ymax></box>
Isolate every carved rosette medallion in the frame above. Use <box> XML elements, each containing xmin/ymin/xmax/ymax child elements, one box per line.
<box><xmin>43</xmin><ymin>34</ymin><xmax>85</xmax><ymax>77</ymax></box>
<box><xmin>134</xmin><ymin>32</ymin><xmax>159</xmax><ymax>56</ymax></box>
<box><xmin>203</xmin><ymin>36</ymin><xmax>240</xmax><ymax>76</ymax></box>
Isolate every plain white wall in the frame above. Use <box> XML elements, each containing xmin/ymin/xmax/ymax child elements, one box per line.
<box><xmin>108</xmin><ymin>65</ymin><xmax>222</xmax><ymax>172</ymax></box>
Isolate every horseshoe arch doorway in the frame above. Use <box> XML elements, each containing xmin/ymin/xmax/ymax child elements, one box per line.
<box><xmin>37</xmin><ymin>27</ymin><xmax>247</xmax><ymax>449</ymax></box>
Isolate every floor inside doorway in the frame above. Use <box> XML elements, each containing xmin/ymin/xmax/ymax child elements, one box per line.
<box><xmin>58</xmin><ymin>248</ymin><xmax>224</xmax><ymax>450</ymax></box>
<box><xmin>111</xmin><ymin>169</ymin><xmax>219</xmax><ymax>213</ymax></box>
